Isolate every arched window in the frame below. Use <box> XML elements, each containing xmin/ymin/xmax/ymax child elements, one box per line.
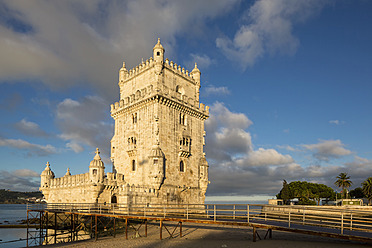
<box><xmin>93</xmin><ymin>169</ymin><xmax>97</xmax><ymax>175</ymax></box>
<box><xmin>111</xmin><ymin>195</ymin><xmax>117</xmax><ymax>204</ymax></box>
<box><xmin>132</xmin><ymin>160</ymin><xmax>136</xmax><ymax>171</ymax></box>
<box><xmin>180</xmin><ymin>161</ymin><xmax>184</xmax><ymax>172</ymax></box>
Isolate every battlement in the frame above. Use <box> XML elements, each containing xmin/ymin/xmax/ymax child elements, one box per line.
<box><xmin>47</xmin><ymin>172</ymin><xmax>90</xmax><ymax>188</ymax></box>
<box><xmin>163</xmin><ymin>58</ymin><xmax>196</xmax><ymax>82</ymax></box>
<box><xmin>119</xmin><ymin>57</ymin><xmax>198</xmax><ymax>85</ymax></box>
<box><xmin>111</xmin><ymin>93</ymin><xmax>209</xmax><ymax>118</ymax></box>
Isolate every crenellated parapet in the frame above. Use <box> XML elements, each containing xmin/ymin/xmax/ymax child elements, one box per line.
<box><xmin>48</xmin><ymin>172</ymin><xmax>91</xmax><ymax>188</ymax></box>
<box><xmin>119</xmin><ymin>57</ymin><xmax>200</xmax><ymax>86</ymax></box>
<box><xmin>111</xmin><ymin>94</ymin><xmax>209</xmax><ymax>120</ymax></box>
<box><xmin>118</xmin><ymin>58</ymin><xmax>155</xmax><ymax>86</ymax></box>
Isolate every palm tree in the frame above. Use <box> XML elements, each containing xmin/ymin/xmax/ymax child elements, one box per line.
<box><xmin>334</xmin><ymin>172</ymin><xmax>352</xmax><ymax>199</ymax></box>
<box><xmin>362</xmin><ymin>177</ymin><xmax>372</xmax><ymax>205</ymax></box>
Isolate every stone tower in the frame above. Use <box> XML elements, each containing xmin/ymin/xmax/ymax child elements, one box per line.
<box><xmin>110</xmin><ymin>39</ymin><xmax>209</xmax><ymax>204</ymax></box>
<box><xmin>40</xmin><ymin>39</ymin><xmax>209</xmax><ymax>205</ymax></box>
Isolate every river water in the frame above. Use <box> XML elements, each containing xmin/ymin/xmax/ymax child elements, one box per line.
<box><xmin>0</xmin><ymin>204</ymin><xmax>30</xmax><ymax>248</ymax></box>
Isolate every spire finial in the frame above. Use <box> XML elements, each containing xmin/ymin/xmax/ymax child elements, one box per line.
<box><xmin>123</xmin><ymin>62</ymin><xmax>126</xmax><ymax>68</ymax></box>
<box><xmin>46</xmin><ymin>161</ymin><xmax>50</xmax><ymax>167</ymax></box>
<box><xmin>195</xmin><ymin>62</ymin><xmax>198</xmax><ymax>69</ymax></box>
<box><xmin>157</xmin><ymin>38</ymin><xmax>161</xmax><ymax>44</ymax></box>
<box><xmin>94</xmin><ymin>148</ymin><xmax>101</xmax><ymax>160</ymax></box>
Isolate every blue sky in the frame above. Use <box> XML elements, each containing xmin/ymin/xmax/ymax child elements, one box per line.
<box><xmin>0</xmin><ymin>0</ymin><xmax>371</xmax><ymax>201</ymax></box>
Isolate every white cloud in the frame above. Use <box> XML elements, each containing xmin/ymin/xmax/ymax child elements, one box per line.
<box><xmin>188</xmin><ymin>53</ymin><xmax>214</xmax><ymax>68</ymax></box>
<box><xmin>302</xmin><ymin>139</ymin><xmax>352</xmax><ymax>161</ymax></box>
<box><xmin>0</xmin><ymin>0</ymin><xmax>239</xmax><ymax>96</ymax></box>
<box><xmin>56</xmin><ymin>95</ymin><xmax>113</xmax><ymax>155</ymax></box>
<box><xmin>203</xmin><ymin>86</ymin><xmax>231</xmax><ymax>96</ymax></box>
<box><xmin>205</xmin><ymin>102</ymin><xmax>298</xmax><ymax>196</ymax></box>
<box><xmin>0</xmin><ymin>137</ymin><xmax>56</xmax><ymax>156</ymax></box>
<box><xmin>14</xmin><ymin>118</ymin><xmax>48</xmax><ymax>137</ymax></box>
<box><xmin>204</xmin><ymin>103</ymin><xmax>368</xmax><ymax>197</ymax></box>
<box><xmin>241</xmin><ymin>148</ymin><xmax>294</xmax><ymax>167</ymax></box>
<box><xmin>66</xmin><ymin>142</ymin><xmax>84</xmax><ymax>153</ymax></box>
<box><xmin>277</xmin><ymin>145</ymin><xmax>297</xmax><ymax>152</ymax></box>
<box><xmin>0</xmin><ymin>170</ymin><xmax>40</xmax><ymax>191</ymax></box>
<box><xmin>13</xmin><ymin>169</ymin><xmax>39</xmax><ymax>178</ymax></box>
<box><xmin>329</xmin><ymin>120</ymin><xmax>344</xmax><ymax>125</ymax></box>
<box><xmin>216</xmin><ymin>0</ymin><xmax>329</xmax><ymax>69</ymax></box>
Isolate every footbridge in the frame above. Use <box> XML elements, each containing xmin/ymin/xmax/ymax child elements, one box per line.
<box><xmin>26</xmin><ymin>203</ymin><xmax>372</xmax><ymax>246</ymax></box>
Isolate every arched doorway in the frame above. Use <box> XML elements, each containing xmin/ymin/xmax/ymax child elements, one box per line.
<box><xmin>111</xmin><ymin>195</ymin><xmax>117</xmax><ymax>204</ymax></box>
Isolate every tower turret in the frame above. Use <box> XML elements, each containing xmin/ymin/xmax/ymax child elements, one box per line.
<box><xmin>89</xmin><ymin>148</ymin><xmax>105</xmax><ymax>183</ymax></box>
<box><xmin>190</xmin><ymin>63</ymin><xmax>201</xmax><ymax>84</ymax></box>
<box><xmin>153</xmin><ymin>38</ymin><xmax>165</xmax><ymax>74</ymax></box>
<box><xmin>148</xmin><ymin>144</ymin><xmax>165</xmax><ymax>190</ymax></box>
<box><xmin>119</xmin><ymin>62</ymin><xmax>129</xmax><ymax>82</ymax></box>
<box><xmin>40</xmin><ymin>162</ymin><xmax>55</xmax><ymax>188</ymax></box>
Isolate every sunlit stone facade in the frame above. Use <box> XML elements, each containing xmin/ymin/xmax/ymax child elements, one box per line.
<box><xmin>40</xmin><ymin>39</ymin><xmax>209</xmax><ymax>205</ymax></box>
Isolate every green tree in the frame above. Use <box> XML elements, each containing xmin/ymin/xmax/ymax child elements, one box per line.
<box><xmin>277</xmin><ymin>181</ymin><xmax>335</xmax><ymax>205</ymax></box>
<box><xmin>350</xmin><ymin>187</ymin><xmax>364</xmax><ymax>199</ymax></box>
<box><xmin>362</xmin><ymin>177</ymin><xmax>372</xmax><ymax>205</ymax></box>
<box><xmin>280</xmin><ymin>180</ymin><xmax>291</xmax><ymax>205</ymax></box>
<box><xmin>334</xmin><ymin>172</ymin><xmax>352</xmax><ymax>199</ymax></box>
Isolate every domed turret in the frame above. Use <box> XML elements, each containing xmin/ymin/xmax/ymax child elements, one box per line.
<box><xmin>148</xmin><ymin>144</ymin><xmax>165</xmax><ymax>189</ymax></box>
<box><xmin>119</xmin><ymin>62</ymin><xmax>128</xmax><ymax>82</ymax></box>
<box><xmin>40</xmin><ymin>162</ymin><xmax>55</xmax><ymax>188</ymax></box>
<box><xmin>190</xmin><ymin>63</ymin><xmax>201</xmax><ymax>84</ymax></box>
<box><xmin>89</xmin><ymin>148</ymin><xmax>105</xmax><ymax>183</ymax></box>
<box><xmin>65</xmin><ymin>168</ymin><xmax>71</xmax><ymax>176</ymax></box>
<box><xmin>153</xmin><ymin>38</ymin><xmax>165</xmax><ymax>75</ymax></box>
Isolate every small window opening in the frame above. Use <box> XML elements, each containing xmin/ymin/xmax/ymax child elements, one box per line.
<box><xmin>154</xmin><ymin>158</ymin><xmax>158</xmax><ymax>165</ymax></box>
<box><xmin>157</xmin><ymin>52</ymin><xmax>160</xmax><ymax>56</ymax></box>
<box><xmin>132</xmin><ymin>113</ymin><xmax>137</xmax><ymax>124</ymax></box>
<box><xmin>180</xmin><ymin>161</ymin><xmax>184</xmax><ymax>172</ymax></box>
<box><xmin>93</xmin><ymin>169</ymin><xmax>97</xmax><ymax>175</ymax></box>
<box><xmin>132</xmin><ymin>160</ymin><xmax>136</xmax><ymax>171</ymax></box>
<box><xmin>179</xmin><ymin>113</ymin><xmax>186</xmax><ymax>125</ymax></box>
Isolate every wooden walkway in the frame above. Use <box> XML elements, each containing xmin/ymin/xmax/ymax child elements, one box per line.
<box><xmin>25</xmin><ymin>203</ymin><xmax>372</xmax><ymax>246</ymax></box>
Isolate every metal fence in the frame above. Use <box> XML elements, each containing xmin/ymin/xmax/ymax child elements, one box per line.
<box><xmin>27</xmin><ymin>203</ymin><xmax>372</xmax><ymax>236</ymax></box>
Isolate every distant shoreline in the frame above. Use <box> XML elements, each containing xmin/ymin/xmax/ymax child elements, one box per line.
<box><xmin>0</xmin><ymin>224</ymin><xmax>38</xmax><ymax>228</ymax></box>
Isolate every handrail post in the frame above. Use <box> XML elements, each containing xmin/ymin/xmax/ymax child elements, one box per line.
<box><xmin>288</xmin><ymin>210</ymin><xmax>291</xmax><ymax>228</ymax></box>
<box><xmin>214</xmin><ymin>205</ymin><xmax>216</xmax><ymax>222</ymax></box>
<box><xmin>187</xmin><ymin>205</ymin><xmax>189</xmax><ymax>220</ymax></box>
<box><xmin>341</xmin><ymin>212</ymin><xmax>344</xmax><ymax>234</ymax></box>
<box><xmin>302</xmin><ymin>207</ymin><xmax>305</xmax><ymax>225</ymax></box>
<box><xmin>350</xmin><ymin>213</ymin><xmax>353</xmax><ymax>231</ymax></box>
<box><xmin>233</xmin><ymin>205</ymin><xmax>236</xmax><ymax>220</ymax></box>
<box><xmin>247</xmin><ymin>205</ymin><xmax>250</xmax><ymax>223</ymax></box>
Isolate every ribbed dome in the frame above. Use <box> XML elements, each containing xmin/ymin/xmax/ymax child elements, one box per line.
<box><xmin>90</xmin><ymin>148</ymin><xmax>104</xmax><ymax>167</ymax></box>
<box><xmin>149</xmin><ymin>144</ymin><xmax>164</xmax><ymax>158</ymax></box>
<box><xmin>200</xmin><ymin>156</ymin><xmax>208</xmax><ymax>166</ymax></box>
<box><xmin>191</xmin><ymin>63</ymin><xmax>200</xmax><ymax>73</ymax></box>
<box><xmin>41</xmin><ymin>162</ymin><xmax>55</xmax><ymax>177</ymax></box>
<box><xmin>119</xmin><ymin>62</ymin><xmax>128</xmax><ymax>72</ymax></box>
<box><xmin>153</xmin><ymin>38</ymin><xmax>165</xmax><ymax>52</ymax></box>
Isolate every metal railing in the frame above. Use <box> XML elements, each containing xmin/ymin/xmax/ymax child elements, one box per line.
<box><xmin>27</xmin><ymin>203</ymin><xmax>372</xmax><ymax>237</ymax></box>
